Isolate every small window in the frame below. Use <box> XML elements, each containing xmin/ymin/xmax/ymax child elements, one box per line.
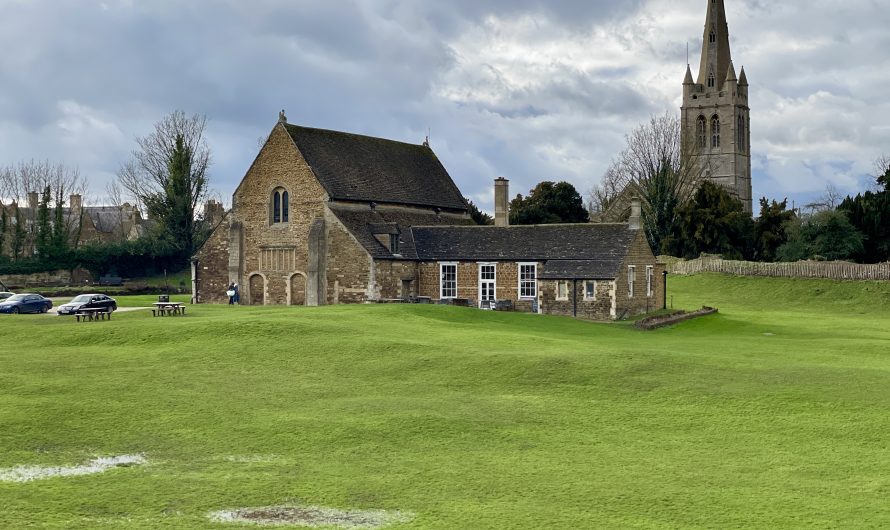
<box><xmin>557</xmin><ymin>281</ymin><xmax>569</xmax><ymax>301</ymax></box>
<box><xmin>711</xmin><ymin>116</ymin><xmax>721</xmax><ymax>148</ymax></box>
<box><xmin>390</xmin><ymin>234</ymin><xmax>400</xmax><ymax>254</ymax></box>
<box><xmin>707</xmin><ymin>71</ymin><xmax>716</xmax><ymax>89</ymax></box>
<box><xmin>709</xmin><ymin>31</ymin><xmax>716</xmax><ymax>44</ymax></box>
<box><xmin>646</xmin><ymin>266</ymin><xmax>654</xmax><ymax>298</ymax></box>
<box><xmin>440</xmin><ymin>263</ymin><xmax>457</xmax><ymax>299</ymax></box>
<box><xmin>518</xmin><ymin>263</ymin><xmax>537</xmax><ymax>299</ymax></box>
<box><xmin>628</xmin><ymin>266</ymin><xmax>636</xmax><ymax>298</ymax></box>
<box><xmin>270</xmin><ymin>188</ymin><xmax>289</xmax><ymax>225</ymax></box>
<box><xmin>584</xmin><ymin>280</ymin><xmax>597</xmax><ymax>301</ymax></box>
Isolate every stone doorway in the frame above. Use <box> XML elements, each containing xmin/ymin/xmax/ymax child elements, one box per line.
<box><xmin>290</xmin><ymin>273</ymin><xmax>307</xmax><ymax>306</ymax></box>
<box><xmin>249</xmin><ymin>274</ymin><xmax>265</xmax><ymax>306</ymax></box>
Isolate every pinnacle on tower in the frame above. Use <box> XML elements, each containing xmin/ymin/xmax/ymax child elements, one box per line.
<box><xmin>725</xmin><ymin>60</ymin><xmax>737</xmax><ymax>82</ymax></box>
<box><xmin>738</xmin><ymin>66</ymin><xmax>748</xmax><ymax>86</ymax></box>
<box><xmin>684</xmin><ymin>64</ymin><xmax>694</xmax><ymax>85</ymax></box>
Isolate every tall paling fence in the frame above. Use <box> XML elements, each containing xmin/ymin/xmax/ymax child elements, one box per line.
<box><xmin>664</xmin><ymin>256</ymin><xmax>890</xmax><ymax>281</ymax></box>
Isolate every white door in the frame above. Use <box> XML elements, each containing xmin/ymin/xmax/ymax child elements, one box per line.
<box><xmin>479</xmin><ymin>264</ymin><xmax>496</xmax><ymax>308</ymax></box>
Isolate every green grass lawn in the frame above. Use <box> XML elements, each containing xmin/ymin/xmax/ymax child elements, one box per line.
<box><xmin>1</xmin><ymin>274</ymin><xmax>889</xmax><ymax>529</ymax></box>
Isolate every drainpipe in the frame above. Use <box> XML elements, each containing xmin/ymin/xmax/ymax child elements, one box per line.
<box><xmin>572</xmin><ymin>279</ymin><xmax>577</xmax><ymax>318</ymax></box>
<box><xmin>662</xmin><ymin>271</ymin><xmax>668</xmax><ymax>310</ymax></box>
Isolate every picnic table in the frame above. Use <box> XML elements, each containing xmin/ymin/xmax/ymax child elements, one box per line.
<box><xmin>75</xmin><ymin>307</ymin><xmax>112</xmax><ymax>322</ymax></box>
<box><xmin>152</xmin><ymin>302</ymin><xmax>186</xmax><ymax>317</ymax></box>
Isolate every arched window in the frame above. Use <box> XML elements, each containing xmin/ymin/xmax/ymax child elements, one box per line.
<box><xmin>270</xmin><ymin>187</ymin><xmax>289</xmax><ymax>225</ymax></box>
<box><xmin>696</xmin><ymin>116</ymin><xmax>707</xmax><ymax>148</ymax></box>
<box><xmin>711</xmin><ymin>116</ymin><xmax>721</xmax><ymax>148</ymax></box>
<box><xmin>709</xmin><ymin>31</ymin><xmax>716</xmax><ymax>44</ymax></box>
<box><xmin>707</xmin><ymin>71</ymin><xmax>716</xmax><ymax>88</ymax></box>
<box><xmin>737</xmin><ymin>116</ymin><xmax>746</xmax><ymax>153</ymax></box>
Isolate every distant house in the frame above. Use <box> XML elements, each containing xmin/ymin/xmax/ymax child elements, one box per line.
<box><xmin>192</xmin><ymin>116</ymin><xmax>664</xmax><ymax>320</ymax></box>
<box><xmin>0</xmin><ymin>192</ymin><xmax>150</xmax><ymax>255</ymax></box>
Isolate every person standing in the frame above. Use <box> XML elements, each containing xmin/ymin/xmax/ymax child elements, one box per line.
<box><xmin>233</xmin><ymin>283</ymin><xmax>241</xmax><ymax>304</ymax></box>
<box><xmin>227</xmin><ymin>282</ymin><xmax>236</xmax><ymax>305</ymax></box>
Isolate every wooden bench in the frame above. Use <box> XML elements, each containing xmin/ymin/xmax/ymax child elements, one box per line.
<box><xmin>152</xmin><ymin>303</ymin><xmax>186</xmax><ymax>317</ymax></box>
<box><xmin>76</xmin><ymin>308</ymin><xmax>112</xmax><ymax>322</ymax></box>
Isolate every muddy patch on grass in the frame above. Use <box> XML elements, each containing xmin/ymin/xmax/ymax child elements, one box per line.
<box><xmin>0</xmin><ymin>454</ymin><xmax>147</xmax><ymax>483</ymax></box>
<box><xmin>208</xmin><ymin>505</ymin><xmax>414</xmax><ymax>528</ymax></box>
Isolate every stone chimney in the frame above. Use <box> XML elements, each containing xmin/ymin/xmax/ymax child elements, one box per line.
<box><xmin>69</xmin><ymin>194</ymin><xmax>82</xmax><ymax>211</ymax></box>
<box><xmin>494</xmin><ymin>177</ymin><xmax>510</xmax><ymax>227</ymax></box>
<box><xmin>28</xmin><ymin>191</ymin><xmax>38</xmax><ymax>211</ymax></box>
<box><xmin>628</xmin><ymin>197</ymin><xmax>642</xmax><ymax>230</ymax></box>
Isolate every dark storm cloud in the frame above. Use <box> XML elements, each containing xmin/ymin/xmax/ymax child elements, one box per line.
<box><xmin>0</xmin><ymin>0</ymin><xmax>887</xmax><ymax>211</ymax></box>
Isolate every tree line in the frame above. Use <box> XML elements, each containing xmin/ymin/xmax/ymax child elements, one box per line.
<box><xmin>0</xmin><ymin>111</ymin><xmax>214</xmax><ymax>277</ymax></box>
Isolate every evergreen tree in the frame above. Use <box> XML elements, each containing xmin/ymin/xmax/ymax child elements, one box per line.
<box><xmin>642</xmin><ymin>164</ymin><xmax>682</xmax><ymax>254</ymax></box>
<box><xmin>35</xmin><ymin>186</ymin><xmax>52</xmax><ymax>258</ymax></box>
<box><xmin>668</xmin><ymin>181</ymin><xmax>754</xmax><ymax>259</ymax></box>
<box><xmin>509</xmin><ymin>181</ymin><xmax>589</xmax><ymax>225</ymax></box>
<box><xmin>0</xmin><ymin>205</ymin><xmax>7</xmax><ymax>257</ymax></box>
<box><xmin>144</xmin><ymin>134</ymin><xmax>200</xmax><ymax>256</ymax></box>
<box><xmin>753</xmin><ymin>197</ymin><xmax>795</xmax><ymax>262</ymax></box>
<box><xmin>777</xmin><ymin>210</ymin><xmax>864</xmax><ymax>262</ymax></box>
<box><xmin>837</xmin><ymin>164</ymin><xmax>890</xmax><ymax>263</ymax></box>
<box><xmin>12</xmin><ymin>208</ymin><xmax>27</xmax><ymax>260</ymax></box>
<box><xmin>465</xmin><ymin>198</ymin><xmax>493</xmax><ymax>225</ymax></box>
<box><xmin>51</xmin><ymin>189</ymin><xmax>68</xmax><ymax>259</ymax></box>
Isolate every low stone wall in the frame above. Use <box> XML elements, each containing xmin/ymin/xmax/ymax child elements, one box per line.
<box><xmin>663</xmin><ymin>255</ymin><xmax>890</xmax><ymax>281</ymax></box>
<box><xmin>634</xmin><ymin>307</ymin><xmax>718</xmax><ymax>330</ymax></box>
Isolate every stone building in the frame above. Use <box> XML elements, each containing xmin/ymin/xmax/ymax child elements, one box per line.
<box><xmin>192</xmin><ymin>115</ymin><xmax>664</xmax><ymax>321</ymax></box>
<box><xmin>0</xmin><ymin>192</ymin><xmax>148</xmax><ymax>256</ymax></box>
<box><xmin>681</xmin><ymin>0</ymin><xmax>752</xmax><ymax>213</ymax></box>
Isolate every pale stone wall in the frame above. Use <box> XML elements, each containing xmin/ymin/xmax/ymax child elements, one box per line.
<box><xmin>539</xmin><ymin>279</ymin><xmax>615</xmax><ymax>320</ymax></box>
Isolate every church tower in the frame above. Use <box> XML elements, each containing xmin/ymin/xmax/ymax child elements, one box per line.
<box><xmin>681</xmin><ymin>0</ymin><xmax>752</xmax><ymax>213</ymax></box>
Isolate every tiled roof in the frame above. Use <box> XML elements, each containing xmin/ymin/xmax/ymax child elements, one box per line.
<box><xmin>285</xmin><ymin>124</ymin><xmax>468</xmax><ymax>211</ymax></box>
<box><xmin>409</xmin><ymin>224</ymin><xmax>636</xmax><ymax>264</ymax></box>
<box><xmin>538</xmin><ymin>259</ymin><xmax>624</xmax><ymax>280</ymax></box>
<box><xmin>327</xmin><ymin>204</ymin><xmax>473</xmax><ymax>259</ymax></box>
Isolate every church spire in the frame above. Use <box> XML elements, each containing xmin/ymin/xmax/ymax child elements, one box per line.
<box><xmin>697</xmin><ymin>0</ymin><xmax>733</xmax><ymax>91</ymax></box>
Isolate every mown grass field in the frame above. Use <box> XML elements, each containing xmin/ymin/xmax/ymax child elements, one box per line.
<box><xmin>1</xmin><ymin>274</ymin><xmax>889</xmax><ymax>529</ymax></box>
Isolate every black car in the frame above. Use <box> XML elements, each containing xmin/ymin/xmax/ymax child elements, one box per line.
<box><xmin>57</xmin><ymin>294</ymin><xmax>118</xmax><ymax>315</ymax></box>
<box><xmin>0</xmin><ymin>294</ymin><xmax>53</xmax><ymax>314</ymax></box>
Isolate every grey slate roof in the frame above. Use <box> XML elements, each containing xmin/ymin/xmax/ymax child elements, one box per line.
<box><xmin>409</xmin><ymin>224</ymin><xmax>636</xmax><ymax>265</ymax></box>
<box><xmin>538</xmin><ymin>260</ymin><xmax>625</xmax><ymax>280</ymax></box>
<box><xmin>327</xmin><ymin>204</ymin><xmax>474</xmax><ymax>259</ymax></box>
<box><xmin>285</xmin><ymin>124</ymin><xmax>468</xmax><ymax>211</ymax></box>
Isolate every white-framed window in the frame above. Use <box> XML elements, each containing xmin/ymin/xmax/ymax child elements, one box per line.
<box><xmin>628</xmin><ymin>265</ymin><xmax>636</xmax><ymax>298</ymax></box>
<box><xmin>478</xmin><ymin>263</ymin><xmax>497</xmax><ymax>305</ymax></box>
<box><xmin>518</xmin><ymin>263</ymin><xmax>537</xmax><ymax>299</ymax></box>
<box><xmin>584</xmin><ymin>280</ymin><xmax>597</xmax><ymax>301</ymax></box>
<box><xmin>440</xmin><ymin>262</ymin><xmax>457</xmax><ymax>299</ymax></box>
<box><xmin>556</xmin><ymin>280</ymin><xmax>569</xmax><ymax>301</ymax></box>
<box><xmin>646</xmin><ymin>266</ymin><xmax>654</xmax><ymax>298</ymax></box>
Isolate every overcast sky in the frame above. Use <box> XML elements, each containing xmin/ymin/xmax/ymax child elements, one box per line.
<box><xmin>2</xmin><ymin>0</ymin><xmax>888</xmax><ymax>213</ymax></box>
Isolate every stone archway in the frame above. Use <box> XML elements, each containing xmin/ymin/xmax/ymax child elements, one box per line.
<box><xmin>288</xmin><ymin>272</ymin><xmax>308</xmax><ymax>306</ymax></box>
<box><xmin>248</xmin><ymin>273</ymin><xmax>266</xmax><ymax>306</ymax></box>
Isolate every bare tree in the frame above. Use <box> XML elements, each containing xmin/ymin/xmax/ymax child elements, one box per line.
<box><xmin>117</xmin><ymin>110</ymin><xmax>211</xmax><ymax>255</ymax></box>
<box><xmin>598</xmin><ymin>112</ymin><xmax>704</xmax><ymax>252</ymax></box>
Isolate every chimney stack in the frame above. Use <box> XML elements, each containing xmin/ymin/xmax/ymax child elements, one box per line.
<box><xmin>28</xmin><ymin>191</ymin><xmax>38</xmax><ymax>211</ymax></box>
<box><xmin>70</xmin><ymin>194</ymin><xmax>82</xmax><ymax>212</ymax></box>
<box><xmin>494</xmin><ymin>177</ymin><xmax>510</xmax><ymax>227</ymax></box>
<box><xmin>629</xmin><ymin>197</ymin><xmax>642</xmax><ymax>230</ymax></box>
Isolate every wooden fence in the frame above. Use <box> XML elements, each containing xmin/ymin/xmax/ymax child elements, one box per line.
<box><xmin>666</xmin><ymin>257</ymin><xmax>890</xmax><ymax>281</ymax></box>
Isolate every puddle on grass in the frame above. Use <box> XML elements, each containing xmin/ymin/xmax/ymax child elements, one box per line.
<box><xmin>0</xmin><ymin>454</ymin><xmax>147</xmax><ymax>483</ymax></box>
<box><xmin>208</xmin><ymin>505</ymin><xmax>414</xmax><ymax>528</ymax></box>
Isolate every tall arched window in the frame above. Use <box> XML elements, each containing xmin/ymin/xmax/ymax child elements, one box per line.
<box><xmin>711</xmin><ymin>116</ymin><xmax>721</xmax><ymax>148</ymax></box>
<box><xmin>709</xmin><ymin>31</ymin><xmax>716</xmax><ymax>44</ymax></box>
<box><xmin>737</xmin><ymin>116</ymin><xmax>746</xmax><ymax>153</ymax></box>
<box><xmin>707</xmin><ymin>71</ymin><xmax>716</xmax><ymax>88</ymax></box>
<box><xmin>271</xmin><ymin>188</ymin><xmax>289</xmax><ymax>225</ymax></box>
<box><xmin>696</xmin><ymin>116</ymin><xmax>707</xmax><ymax>148</ymax></box>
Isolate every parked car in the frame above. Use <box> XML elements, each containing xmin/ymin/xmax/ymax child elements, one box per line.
<box><xmin>56</xmin><ymin>294</ymin><xmax>117</xmax><ymax>315</ymax></box>
<box><xmin>0</xmin><ymin>294</ymin><xmax>53</xmax><ymax>314</ymax></box>
<box><xmin>0</xmin><ymin>292</ymin><xmax>14</xmax><ymax>302</ymax></box>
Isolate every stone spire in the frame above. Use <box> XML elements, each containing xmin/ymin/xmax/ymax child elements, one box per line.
<box><xmin>697</xmin><ymin>0</ymin><xmax>733</xmax><ymax>91</ymax></box>
<box><xmin>683</xmin><ymin>64</ymin><xmax>694</xmax><ymax>85</ymax></box>
<box><xmin>738</xmin><ymin>66</ymin><xmax>748</xmax><ymax>86</ymax></box>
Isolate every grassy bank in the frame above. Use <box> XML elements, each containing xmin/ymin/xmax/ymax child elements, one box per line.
<box><xmin>1</xmin><ymin>274</ymin><xmax>888</xmax><ymax>528</ymax></box>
